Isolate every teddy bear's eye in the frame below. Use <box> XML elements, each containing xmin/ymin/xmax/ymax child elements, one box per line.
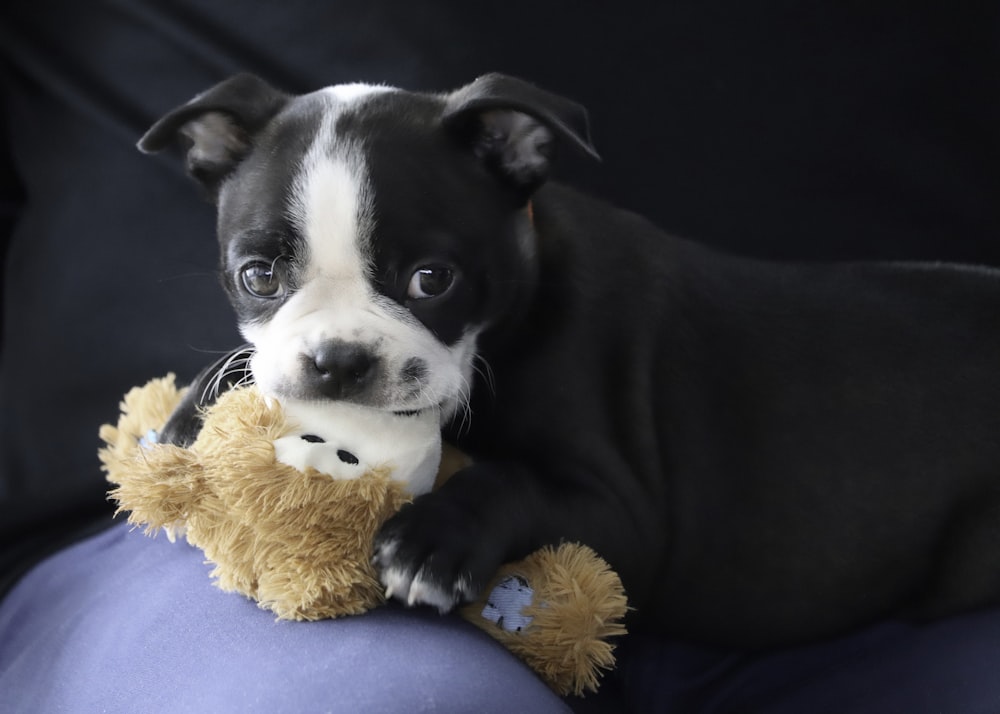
<box><xmin>337</xmin><ymin>450</ymin><xmax>359</xmax><ymax>465</ymax></box>
<box><xmin>298</xmin><ymin>434</ymin><xmax>357</xmax><ymax>464</ymax></box>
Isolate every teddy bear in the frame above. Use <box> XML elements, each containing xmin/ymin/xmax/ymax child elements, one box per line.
<box><xmin>100</xmin><ymin>375</ymin><xmax>627</xmax><ymax>696</ymax></box>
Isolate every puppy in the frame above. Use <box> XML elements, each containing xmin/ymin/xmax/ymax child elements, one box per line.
<box><xmin>141</xmin><ymin>73</ymin><xmax>1000</xmax><ymax>647</ymax></box>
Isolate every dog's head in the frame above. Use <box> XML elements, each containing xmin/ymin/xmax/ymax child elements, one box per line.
<box><xmin>140</xmin><ymin>73</ymin><xmax>597</xmax><ymax>422</ymax></box>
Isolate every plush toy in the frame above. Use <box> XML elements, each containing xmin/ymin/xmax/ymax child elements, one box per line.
<box><xmin>100</xmin><ymin>376</ymin><xmax>627</xmax><ymax>696</ymax></box>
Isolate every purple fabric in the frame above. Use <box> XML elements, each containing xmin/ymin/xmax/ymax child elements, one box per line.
<box><xmin>8</xmin><ymin>523</ymin><xmax>1000</xmax><ymax>713</ymax></box>
<box><xmin>0</xmin><ymin>522</ymin><xmax>569</xmax><ymax>713</ymax></box>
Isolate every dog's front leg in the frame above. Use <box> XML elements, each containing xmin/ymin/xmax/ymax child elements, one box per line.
<box><xmin>373</xmin><ymin>460</ymin><xmax>650</xmax><ymax>613</ymax></box>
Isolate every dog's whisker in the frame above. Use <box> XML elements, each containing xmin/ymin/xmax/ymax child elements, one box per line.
<box><xmin>450</xmin><ymin>372</ymin><xmax>474</xmax><ymax>437</ymax></box>
<box><xmin>472</xmin><ymin>355</ymin><xmax>496</xmax><ymax>398</ymax></box>
<box><xmin>198</xmin><ymin>347</ymin><xmax>257</xmax><ymax>405</ymax></box>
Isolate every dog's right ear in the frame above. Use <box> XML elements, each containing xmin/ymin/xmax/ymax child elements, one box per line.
<box><xmin>138</xmin><ymin>73</ymin><xmax>290</xmax><ymax>198</ymax></box>
<box><xmin>442</xmin><ymin>74</ymin><xmax>600</xmax><ymax>200</ymax></box>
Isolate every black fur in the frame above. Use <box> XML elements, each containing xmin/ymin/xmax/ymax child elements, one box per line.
<box><xmin>144</xmin><ymin>74</ymin><xmax>1000</xmax><ymax>648</ymax></box>
<box><xmin>416</xmin><ymin>187</ymin><xmax>1000</xmax><ymax>645</ymax></box>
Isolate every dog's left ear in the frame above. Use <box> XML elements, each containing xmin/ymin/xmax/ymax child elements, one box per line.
<box><xmin>137</xmin><ymin>73</ymin><xmax>291</xmax><ymax>199</ymax></box>
<box><xmin>442</xmin><ymin>74</ymin><xmax>600</xmax><ymax>198</ymax></box>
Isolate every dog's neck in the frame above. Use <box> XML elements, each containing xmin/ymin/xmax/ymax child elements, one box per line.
<box><xmin>475</xmin><ymin>200</ymin><xmax>545</xmax><ymax>360</ymax></box>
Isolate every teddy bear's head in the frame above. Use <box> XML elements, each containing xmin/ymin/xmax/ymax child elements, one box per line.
<box><xmin>101</xmin><ymin>375</ymin><xmax>442</xmax><ymax>620</ymax></box>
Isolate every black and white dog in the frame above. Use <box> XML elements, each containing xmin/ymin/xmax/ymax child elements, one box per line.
<box><xmin>141</xmin><ymin>73</ymin><xmax>1000</xmax><ymax>647</ymax></box>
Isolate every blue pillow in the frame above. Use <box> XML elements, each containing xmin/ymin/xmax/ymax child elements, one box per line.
<box><xmin>0</xmin><ymin>522</ymin><xmax>570</xmax><ymax>713</ymax></box>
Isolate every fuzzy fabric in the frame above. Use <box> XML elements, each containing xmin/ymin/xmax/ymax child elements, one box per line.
<box><xmin>464</xmin><ymin>543</ymin><xmax>628</xmax><ymax>696</ymax></box>
<box><xmin>101</xmin><ymin>376</ymin><xmax>410</xmax><ymax>620</ymax></box>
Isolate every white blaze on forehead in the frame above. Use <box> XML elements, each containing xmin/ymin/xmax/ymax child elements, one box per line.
<box><xmin>292</xmin><ymin>151</ymin><xmax>370</xmax><ymax>288</ymax></box>
<box><xmin>286</xmin><ymin>85</ymin><xmax>392</xmax><ymax>290</ymax></box>
<box><xmin>329</xmin><ymin>82</ymin><xmax>394</xmax><ymax>103</ymax></box>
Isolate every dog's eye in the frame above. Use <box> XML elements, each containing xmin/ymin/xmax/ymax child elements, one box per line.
<box><xmin>407</xmin><ymin>266</ymin><xmax>454</xmax><ymax>300</ymax></box>
<box><xmin>241</xmin><ymin>261</ymin><xmax>285</xmax><ymax>299</ymax></box>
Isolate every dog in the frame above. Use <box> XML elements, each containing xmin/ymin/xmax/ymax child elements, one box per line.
<box><xmin>140</xmin><ymin>73</ymin><xmax>1000</xmax><ymax>647</ymax></box>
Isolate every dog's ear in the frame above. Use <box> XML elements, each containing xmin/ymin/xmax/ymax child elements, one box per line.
<box><xmin>442</xmin><ymin>73</ymin><xmax>600</xmax><ymax>198</ymax></box>
<box><xmin>138</xmin><ymin>73</ymin><xmax>290</xmax><ymax>198</ymax></box>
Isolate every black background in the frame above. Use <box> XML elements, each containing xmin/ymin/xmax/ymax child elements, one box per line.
<box><xmin>2</xmin><ymin>1</ymin><xmax>998</xmax><ymax>579</ymax></box>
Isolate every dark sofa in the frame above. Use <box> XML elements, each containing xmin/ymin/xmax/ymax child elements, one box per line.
<box><xmin>2</xmin><ymin>3</ymin><xmax>1000</xmax><ymax>712</ymax></box>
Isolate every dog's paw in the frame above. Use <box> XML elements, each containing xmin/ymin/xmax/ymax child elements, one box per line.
<box><xmin>373</xmin><ymin>497</ymin><xmax>502</xmax><ymax>613</ymax></box>
<box><xmin>372</xmin><ymin>537</ymin><xmax>475</xmax><ymax>613</ymax></box>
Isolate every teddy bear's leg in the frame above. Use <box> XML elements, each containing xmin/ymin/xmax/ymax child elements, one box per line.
<box><xmin>462</xmin><ymin>544</ymin><xmax>628</xmax><ymax>697</ymax></box>
<box><xmin>253</xmin><ymin>554</ymin><xmax>340</xmax><ymax>621</ymax></box>
<box><xmin>252</xmin><ymin>549</ymin><xmax>384</xmax><ymax>622</ymax></box>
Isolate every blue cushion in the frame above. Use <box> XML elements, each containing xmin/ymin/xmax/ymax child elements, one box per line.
<box><xmin>0</xmin><ymin>522</ymin><xmax>570</xmax><ymax>713</ymax></box>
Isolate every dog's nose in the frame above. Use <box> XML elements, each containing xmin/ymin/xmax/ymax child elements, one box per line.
<box><xmin>307</xmin><ymin>340</ymin><xmax>379</xmax><ymax>399</ymax></box>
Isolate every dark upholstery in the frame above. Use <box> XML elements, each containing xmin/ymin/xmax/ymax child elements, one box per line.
<box><xmin>4</xmin><ymin>1</ymin><xmax>1000</xmax><ymax>577</ymax></box>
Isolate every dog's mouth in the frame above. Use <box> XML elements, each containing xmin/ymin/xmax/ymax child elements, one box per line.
<box><xmin>393</xmin><ymin>408</ymin><xmax>428</xmax><ymax>418</ymax></box>
<box><xmin>270</xmin><ymin>384</ymin><xmax>448</xmax><ymax>420</ymax></box>
<box><xmin>390</xmin><ymin>395</ymin><xmax>455</xmax><ymax>419</ymax></box>
<box><xmin>292</xmin><ymin>398</ymin><xmax>442</xmax><ymax>419</ymax></box>
<box><xmin>307</xmin><ymin>396</ymin><xmax>447</xmax><ymax>420</ymax></box>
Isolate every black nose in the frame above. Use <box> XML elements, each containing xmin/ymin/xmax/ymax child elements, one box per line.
<box><xmin>306</xmin><ymin>340</ymin><xmax>379</xmax><ymax>399</ymax></box>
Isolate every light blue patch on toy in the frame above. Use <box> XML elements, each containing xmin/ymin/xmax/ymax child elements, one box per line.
<box><xmin>481</xmin><ymin>575</ymin><xmax>535</xmax><ymax>633</ymax></box>
<box><xmin>139</xmin><ymin>429</ymin><xmax>159</xmax><ymax>449</ymax></box>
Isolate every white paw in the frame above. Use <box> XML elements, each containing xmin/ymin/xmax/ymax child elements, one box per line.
<box><xmin>375</xmin><ymin>538</ymin><xmax>473</xmax><ymax>613</ymax></box>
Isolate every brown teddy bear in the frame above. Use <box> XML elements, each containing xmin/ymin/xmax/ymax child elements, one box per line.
<box><xmin>100</xmin><ymin>375</ymin><xmax>627</xmax><ymax>696</ymax></box>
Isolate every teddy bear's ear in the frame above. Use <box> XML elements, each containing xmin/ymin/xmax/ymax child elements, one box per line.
<box><xmin>107</xmin><ymin>447</ymin><xmax>204</xmax><ymax>534</ymax></box>
<box><xmin>98</xmin><ymin>374</ymin><xmax>186</xmax><ymax>464</ymax></box>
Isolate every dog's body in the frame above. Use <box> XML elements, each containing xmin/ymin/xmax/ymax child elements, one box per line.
<box><xmin>143</xmin><ymin>73</ymin><xmax>1000</xmax><ymax>647</ymax></box>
